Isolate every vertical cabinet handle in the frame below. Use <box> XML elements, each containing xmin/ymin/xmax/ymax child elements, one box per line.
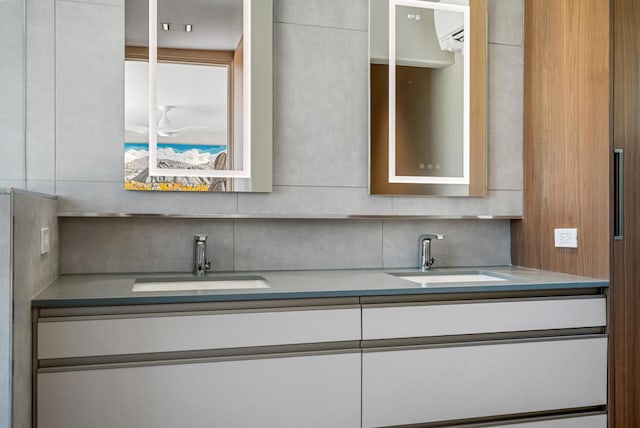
<box><xmin>614</xmin><ymin>149</ymin><xmax>624</xmax><ymax>240</ymax></box>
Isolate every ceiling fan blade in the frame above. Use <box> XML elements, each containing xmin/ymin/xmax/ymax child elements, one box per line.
<box><xmin>158</xmin><ymin>126</ymin><xmax>209</xmax><ymax>137</ymax></box>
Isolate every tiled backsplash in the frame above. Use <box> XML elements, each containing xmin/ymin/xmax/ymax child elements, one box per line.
<box><xmin>60</xmin><ymin>218</ymin><xmax>510</xmax><ymax>274</ymax></box>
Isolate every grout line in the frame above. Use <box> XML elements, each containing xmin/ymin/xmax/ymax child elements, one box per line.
<box><xmin>274</xmin><ymin>20</ymin><xmax>367</xmax><ymax>33</ymax></box>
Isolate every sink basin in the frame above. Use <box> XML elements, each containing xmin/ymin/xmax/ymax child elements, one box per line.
<box><xmin>132</xmin><ymin>276</ymin><xmax>270</xmax><ymax>292</ymax></box>
<box><xmin>391</xmin><ymin>271</ymin><xmax>510</xmax><ymax>287</ymax></box>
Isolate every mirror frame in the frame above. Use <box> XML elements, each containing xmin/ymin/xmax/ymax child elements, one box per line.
<box><xmin>143</xmin><ymin>0</ymin><xmax>272</xmax><ymax>189</ymax></box>
<box><xmin>369</xmin><ymin>0</ymin><xmax>487</xmax><ymax>196</ymax></box>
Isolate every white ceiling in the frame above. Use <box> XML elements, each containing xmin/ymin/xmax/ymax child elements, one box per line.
<box><xmin>125</xmin><ymin>0</ymin><xmax>243</xmax><ymax>50</ymax></box>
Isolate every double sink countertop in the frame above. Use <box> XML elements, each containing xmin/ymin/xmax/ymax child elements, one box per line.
<box><xmin>32</xmin><ymin>266</ymin><xmax>609</xmax><ymax>308</ymax></box>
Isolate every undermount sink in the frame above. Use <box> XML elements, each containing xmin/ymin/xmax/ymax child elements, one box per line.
<box><xmin>132</xmin><ymin>276</ymin><xmax>270</xmax><ymax>292</ymax></box>
<box><xmin>390</xmin><ymin>271</ymin><xmax>510</xmax><ymax>287</ymax></box>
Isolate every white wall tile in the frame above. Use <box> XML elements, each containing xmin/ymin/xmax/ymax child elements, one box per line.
<box><xmin>275</xmin><ymin>0</ymin><xmax>368</xmax><ymax>31</ymax></box>
<box><xmin>55</xmin><ymin>0</ymin><xmax>124</xmax><ymax>182</ymax></box>
<box><xmin>488</xmin><ymin>44</ymin><xmax>524</xmax><ymax>191</ymax></box>
<box><xmin>238</xmin><ymin>185</ymin><xmax>392</xmax><ymax>215</ymax></box>
<box><xmin>274</xmin><ymin>23</ymin><xmax>369</xmax><ymax>187</ymax></box>
<box><xmin>0</xmin><ymin>0</ymin><xmax>26</xmax><ymax>184</ymax></box>
<box><xmin>56</xmin><ymin>181</ymin><xmax>239</xmax><ymax>215</ymax></box>
<box><xmin>26</xmin><ymin>0</ymin><xmax>56</xmax><ymax>184</ymax></box>
<box><xmin>392</xmin><ymin>190</ymin><xmax>523</xmax><ymax>217</ymax></box>
<box><xmin>488</xmin><ymin>0</ymin><xmax>524</xmax><ymax>46</ymax></box>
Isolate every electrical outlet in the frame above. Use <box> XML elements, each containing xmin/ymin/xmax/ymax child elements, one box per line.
<box><xmin>554</xmin><ymin>228</ymin><xmax>578</xmax><ymax>248</ymax></box>
<box><xmin>40</xmin><ymin>228</ymin><xmax>50</xmax><ymax>255</ymax></box>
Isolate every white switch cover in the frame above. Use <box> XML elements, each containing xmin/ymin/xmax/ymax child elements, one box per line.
<box><xmin>554</xmin><ymin>228</ymin><xmax>578</xmax><ymax>248</ymax></box>
<box><xmin>40</xmin><ymin>228</ymin><xmax>50</xmax><ymax>255</ymax></box>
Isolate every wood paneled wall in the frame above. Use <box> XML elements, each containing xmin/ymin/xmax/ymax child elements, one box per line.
<box><xmin>511</xmin><ymin>0</ymin><xmax>611</xmax><ymax>279</ymax></box>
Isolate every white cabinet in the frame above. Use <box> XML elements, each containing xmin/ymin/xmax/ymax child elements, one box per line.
<box><xmin>38</xmin><ymin>306</ymin><xmax>361</xmax><ymax>359</ymax></box>
<box><xmin>38</xmin><ymin>352</ymin><xmax>361</xmax><ymax>428</ymax></box>
<box><xmin>362</xmin><ymin>337</ymin><xmax>608</xmax><ymax>427</ymax></box>
<box><xmin>362</xmin><ymin>297</ymin><xmax>606</xmax><ymax>339</ymax></box>
<box><xmin>361</xmin><ymin>295</ymin><xmax>608</xmax><ymax>428</ymax></box>
<box><xmin>35</xmin><ymin>301</ymin><xmax>362</xmax><ymax>428</ymax></box>
<box><xmin>35</xmin><ymin>292</ymin><xmax>608</xmax><ymax>428</ymax></box>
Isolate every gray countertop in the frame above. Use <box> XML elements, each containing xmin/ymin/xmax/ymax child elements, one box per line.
<box><xmin>32</xmin><ymin>266</ymin><xmax>609</xmax><ymax>308</ymax></box>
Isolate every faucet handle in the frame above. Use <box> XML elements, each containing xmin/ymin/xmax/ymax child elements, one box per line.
<box><xmin>419</xmin><ymin>233</ymin><xmax>445</xmax><ymax>242</ymax></box>
<box><xmin>194</xmin><ymin>234</ymin><xmax>208</xmax><ymax>242</ymax></box>
<box><xmin>205</xmin><ymin>259</ymin><xmax>211</xmax><ymax>270</ymax></box>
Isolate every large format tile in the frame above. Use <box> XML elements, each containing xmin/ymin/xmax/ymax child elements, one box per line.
<box><xmin>391</xmin><ymin>190</ymin><xmax>523</xmax><ymax>217</ymax></box>
<box><xmin>488</xmin><ymin>0</ymin><xmax>524</xmax><ymax>46</ymax></box>
<box><xmin>0</xmin><ymin>195</ymin><xmax>11</xmax><ymax>428</ymax></box>
<box><xmin>274</xmin><ymin>0</ymin><xmax>368</xmax><ymax>31</ymax></box>
<box><xmin>488</xmin><ymin>44</ymin><xmax>523</xmax><ymax>191</ymax></box>
<box><xmin>61</xmin><ymin>0</ymin><xmax>124</xmax><ymax>6</ymax></box>
<box><xmin>238</xmin><ymin>185</ymin><xmax>392</xmax><ymax>215</ymax></box>
<box><xmin>12</xmin><ymin>193</ymin><xmax>58</xmax><ymax>428</ymax></box>
<box><xmin>60</xmin><ymin>218</ymin><xmax>234</xmax><ymax>273</ymax></box>
<box><xmin>26</xmin><ymin>180</ymin><xmax>56</xmax><ymax>195</ymax></box>
<box><xmin>55</xmin><ymin>0</ymin><xmax>125</xmax><ymax>182</ymax></box>
<box><xmin>0</xmin><ymin>180</ymin><xmax>27</xmax><ymax>190</ymax></box>
<box><xmin>234</xmin><ymin>219</ymin><xmax>383</xmax><ymax>270</ymax></box>
<box><xmin>0</xmin><ymin>0</ymin><xmax>26</xmax><ymax>182</ymax></box>
<box><xmin>56</xmin><ymin>181</ymin><xmax>239</xmax><ymax>215</ymax></box>
<box><xmin>382</xmin><ymin>219</ymin><xmax>511</xmax><ymax>268</ymax></box>
<box><xmin>273</xmin><ymin>23</ymin><xmax>369</xmax><ymax>187</ymax></box>
<box><xmin>26</xmin><ymin>0</ymin><xmax>56</xmax><ymax>184</ymax></box>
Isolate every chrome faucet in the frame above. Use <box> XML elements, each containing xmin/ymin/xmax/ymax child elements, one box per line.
<box><xmin>419</xmin><ymin>233</ymin><xmax>445</xmax><ymax>271</ymax></box>
<box><xmin>193</xmin><ymin>234</ymin><xmax>212</xmax><ymax>276</ymax></box>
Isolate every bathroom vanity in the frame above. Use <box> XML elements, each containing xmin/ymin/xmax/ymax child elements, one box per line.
<box><xmin>32</xmin><ymin>267</ymin><xmax>608</xmax><ymax>428</ymax></box>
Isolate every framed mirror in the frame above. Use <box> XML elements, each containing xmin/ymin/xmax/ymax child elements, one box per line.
<box><xmin>124</xmin><ymin>0</ymin><xmax>272</xmax><ymax>192</ymax></box>
<box><xmin>369</xmin><ymin>0</ymin><xmax>487</xmax><ymax>196</ymax></box>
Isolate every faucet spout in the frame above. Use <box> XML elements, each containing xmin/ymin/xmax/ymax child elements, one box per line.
<box><xmin>193</xmin><ymin>234</ymin><xmax>212</xmax><ymax>276</ymax></box>
<box><xmin>419</xmin><ymin>234</ymin><xmax>445</xmax><ymax>271</ymax></box>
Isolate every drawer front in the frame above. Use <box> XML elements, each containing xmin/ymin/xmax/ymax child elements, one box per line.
<box><xmin>362</xmin><ymin>297</ymin><xmax>605</xmax><ymax>340</ymax></box>
<box><xmin>37</xmin><ymin>352</ymin><xmax>361</xmax><ymax>428</ymax></box>
<box><xmin>491</xmin><ymin>414</ymin><xmax>606</xmax><ymax>428</ymax></box>
<box><xmin>362</xmin><ymin>337</ymin><xmax>608</xmax><ymax>427</ymax></box>
<box><xmin>38</xmin><ymin>306</ymin><xmax>361</xmax><ymax>359</ymax></box>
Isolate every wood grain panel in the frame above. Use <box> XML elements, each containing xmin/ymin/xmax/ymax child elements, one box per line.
<box><xmin>612</xmin><ymin>0</ymin><xmax>640</xmax><ymax>426</ymax></box>
<box><xmin>511</xmin><ymin>0</ymin><xmax>610</xmax><ymax>279</ymax></box>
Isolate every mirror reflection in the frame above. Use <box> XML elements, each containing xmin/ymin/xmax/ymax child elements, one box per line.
<box><xmin>369</xmin><ymin>0</ymin><xmax>487</xmax><ymax>196</ymax></box>
<box><xmin>124</xmin><ymin>0</ymin><xmax>272</xmax><ymax>192</ymax></box>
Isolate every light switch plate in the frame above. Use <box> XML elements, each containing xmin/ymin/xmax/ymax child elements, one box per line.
<box><xmin>40</xmin><ymin>227</ymin><xmax>50</xmax><ymax>255</ymax></box>
<box><xmin>554</xmin><ymin>228</ymin><xmax>578</xmax><ymax>248</ymax></box>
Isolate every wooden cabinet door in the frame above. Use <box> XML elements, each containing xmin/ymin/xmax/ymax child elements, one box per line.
<box><xmin>612</xmin><ymin>0</ymin><xmax>640</xmax><ymax>427</ymax></box>
<box><xmin>37</xmin><ymin>352</ymin><xmax>361</xmax><ymax>428</ymax></box>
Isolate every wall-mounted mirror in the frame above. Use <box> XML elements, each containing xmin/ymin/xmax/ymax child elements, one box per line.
<box><xmin>124</xmin><ymin>0</ymin><xmax>272</xmax><ymax>192</ymax></box>
<box><xmin>369</xmin><ymin>0</ymin><xmax>487</xmax><ymax>196</ymax></box>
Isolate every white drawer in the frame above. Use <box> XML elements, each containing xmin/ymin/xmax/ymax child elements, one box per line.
<box><xmin>38</xmin><ymin>306</ymin><xmax>361</xmax><ymax>359</ymax></box>
<box><xmin>362</xmin><ymin>336</ymin><xmax>608</xmax><ymax>427</ymax></box>
<box><xmin>37</xmin><ymin>352</ymin><xmax>362</xmax><ymax>428</ymax></box>
<box><xmin>362</xmin><ymin>297</ymin><xmax>605</xmax><ymax>340</ymax></box>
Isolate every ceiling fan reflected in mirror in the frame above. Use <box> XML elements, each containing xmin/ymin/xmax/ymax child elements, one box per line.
<box><xmin>126</xmin><ymin>105</ymin><xmax>209</xmax><ymax>137</ymax></box>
